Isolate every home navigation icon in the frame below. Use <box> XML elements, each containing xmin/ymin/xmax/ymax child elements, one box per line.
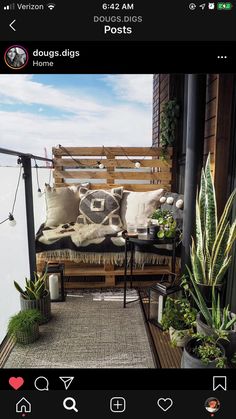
<box><xmin>59</xmin><ymin>376</ymin><xmax>74</xmax><ymax>390</ymax></box>
<box><xmin>16</xmin><ymin>397</ymin><xmax>31</xmax><ymax>415</ymax></box>
<box><xmin>213</xmin><ymin>376</ymin><xmax>227</xmax><ymax>391</ymax></box>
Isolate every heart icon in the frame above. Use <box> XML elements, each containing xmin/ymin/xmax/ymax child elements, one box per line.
<box><xmin>9</xmin><ymin>377</ymin><xmax>24</xmax><ymax>390</ymax></box>
<box><xmin>157</xmin><ymin>398</ymin><xmax>173</xmax><ymax>412</ymax></box>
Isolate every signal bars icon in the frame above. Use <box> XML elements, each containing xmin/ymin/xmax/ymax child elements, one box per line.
<box><xmin>3</xmin><ymin>3</ymin><xmax>15</xmax><ymax>10</ymax></box>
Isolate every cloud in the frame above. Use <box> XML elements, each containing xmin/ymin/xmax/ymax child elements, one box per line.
<box><xmin>0</xmin><ymin>74</ymin><xmax>153</xmax><ymax>164</ymax></box>
<box><xmin>0</xmin><ymin>75</ymin><xmax>105</xmax><ymax>115</ymax></box>
<box><xmin>104</xmin><ymin>74</ymin><xmax>153</xmax><ymax>105</ymax></box>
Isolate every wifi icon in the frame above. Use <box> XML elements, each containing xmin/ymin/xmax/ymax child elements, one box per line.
<box><xmin>47</xmin><ymin>3</ymin><xmax>55</xmax><ymax>10</ymax></box>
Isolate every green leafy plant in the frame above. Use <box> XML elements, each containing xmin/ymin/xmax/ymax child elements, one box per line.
<box><xmin>189</xmin><ymin>154</ymin><xmax>236</xmax><ymax>286</ymax></box>
<box><xmin>8</xmin><ymin>309</ymin><xmax>42</xmax><ymax>337</ymax></box>
<box><xmin>14</xmin><ymin>271</ymin><xmax>48</xmax><ymax>300</ymax></box>
<box><xmin>182</xmin><ymin>277</ymin><xmax>236</xmax><ymax>332</ymax></box>
<box><xmin>151</xmin><ymin>209</ymin><xmax>177</xmax><ymax>238</ymax></box>
<box><xmin>160</xmin><ymin>99</ymin><xmax>180</xmax><ymax>160</ymax></box>
<box><xmin>191</xmin><ymin>334</ymin><xmax>226</xmax><ymax>368</ymax></box>
<box><xmin>161</xmin><ymin>297</ymin><xmax>197</xmax><ymax>331</ymax></box>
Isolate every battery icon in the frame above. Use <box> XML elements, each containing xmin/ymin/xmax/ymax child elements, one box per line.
<box><xmin>217</xmin><ymin>2</ymin><xmax>233</xmax><ymax>9</ymax></box>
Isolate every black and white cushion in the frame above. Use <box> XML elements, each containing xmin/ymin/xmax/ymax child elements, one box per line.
<box><xmin>77</xmin><ymin>186</ymin><xmax>123</xmax><ymax>227</ymax></box>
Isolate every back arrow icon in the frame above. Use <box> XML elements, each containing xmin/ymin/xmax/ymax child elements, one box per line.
<box><xmin>9</xmin><ymin>19</ymin><xmax>16</xmax><ymax>31</ymax></box>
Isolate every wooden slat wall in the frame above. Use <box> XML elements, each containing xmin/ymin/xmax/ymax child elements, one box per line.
<box><xmin>53</xmin><ymin>146</ymin><xmax>173</xmax><ymax>191</ymax></box>
<box><xmin>204</xmin><ymin>74</ymin><xmax>219</xmax><ymax>175</ymax></box>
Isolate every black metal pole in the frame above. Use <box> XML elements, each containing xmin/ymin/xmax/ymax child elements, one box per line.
<box><xmin>21</xmin><ymin>156</ymin><xmax>36</xmax><ymax>279</ymax></box>
<box><xmin>181</xmin><ymin>74</ymin><xmax>206</xmax><ymax>270</ymax></box>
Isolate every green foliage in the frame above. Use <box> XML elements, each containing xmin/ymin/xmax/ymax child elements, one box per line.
<box><xmin>160</xmin><ymin>99</ymin><xmax>180</xmax><ymax>160</ymax></box>
<box><xmin>191</xmin><ymin>334</ymin><xmax>226</xmax><ymax>368</ymax></box>
<box><xmin>182</xmin><ymin>277</ymin><xmax>236</xmax><ymax>331</ymax></box>
<box><xmin>151</xmin><ymin>209</ymin><xmax>177</xmax><ymax>238</ymax></box>
<box><xmin>188</xmin><ymin>154</ymin><xmax>236</xmax><ymax>285</ymax></box>
<box><xmin>8</xmin><ymin>309</ymin><xmax>42</xmax><ymax>336</ymax></box>
<box><xmin>14</xmin><ymin>271</ymin><xmax>48</xmax><ymax>300</ymax></box>
<box><xmin>161</xmin><ymin>297</ymin><xmax>197</xmax><ymax>331</ymax></box>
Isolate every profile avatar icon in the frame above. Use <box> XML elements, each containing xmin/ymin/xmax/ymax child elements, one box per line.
<box><xmin>205</xmin><ymin>397</ymin><xmax>220</xmax><ymax>415</ymax></box>
<box><xmin>4</xmin><ymin>45</ymin><xmax>28</xmax><ymax>70</ymax></box>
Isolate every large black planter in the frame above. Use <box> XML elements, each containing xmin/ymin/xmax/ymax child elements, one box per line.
<box><xmin>20</xmin><ymin>291</ymin><xmax>51</xmax><ymax>324</ymax></box>
<box><xmin>197</xmin><ymin>283</ymin><xmax>225</xmax><ymax>307</ymax></box>
<box><xmin>196</xmin><ymin>312</ymin><xmax>236</xmax><ymax>361</ymax></box>
<box><xmin>181</xmin><ymin>337</ymin><xmax>225</xmax><ymax>368</ymax></box>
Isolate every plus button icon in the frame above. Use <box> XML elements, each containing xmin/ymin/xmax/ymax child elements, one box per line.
<box><xmin>110</xmin><ymin>397</ymin><xmax>126</xmax><ymax>413</ymax></box>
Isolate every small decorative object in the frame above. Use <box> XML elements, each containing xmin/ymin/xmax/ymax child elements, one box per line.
<box><xmin>148</xmin><ymin>274</ymin><xmax>180</xmax><ymax>328</ymax></box>
<box><xmin>14</xmin><ymin>272</ymin><xmax>51</xmax><ymax>324</ymax></box>
<box><xmin>43</xmin><ymin>263</ymin><xmax>65</xmax><ymax>302</ymax></box>
<box><xmin>37</xmin><ymin>188</ymin><xmax>43</xmax><ymax>197</ymax></box>
<box><xmin>160</xmin><ymin>196</ymin><xmax>167</xmax><ymax>204</ymax></box>
<box><xmin>7</xmin><ymin>309</ymin><xmax>41</xmax><ymax>345</ymax></box>
<box><xmin>176</xmin><ymin>199</ymin><xmax>184</xmax><ymax>209</ymax></box>
<box><xmin>134</xmin><ymin>161</ymin><xmax>141</xmax><ymax>169</ymax></box>
<box><xmin>97</xmin><ymin>161</ymin><xmax>105</xmax><ymax>169</ymax></box>
<box><xmin>49</xmin><ymin>274</ymin><xmax>59</xmax><ymax>300</ymax></box>
<box><xmin>161</xmin><ymin>297</ymin><xmax>197</xmax><ymax>347</ymax></box>
<box><xmin>8</xmin><ymin>213</ymin><xmax>16</xmax><ymax>226</ymax></box>
<box><xmin>126</xmin><ymin>223</ymin><xmax>138</xmax><ymax>237</ymax></box>
<box><xmin>166</xmin><ymin>197</ymin><xmax>174</xmax><ymax>205</ymax></box>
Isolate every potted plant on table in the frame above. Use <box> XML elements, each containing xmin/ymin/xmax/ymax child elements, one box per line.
<box><xmin>161</xmin><ymin>297</ymin><xmax>197</xmax><ymax>347</ymax></box>
<box><xmin>149</xmin><ymin>209</ymin><xmax>178</xmax><ymax>239</ymax></box>
<box><xmin>8</xmin><ymin>309</ymin><xmax>42</xmax><ymax>345</ymax></box>
<box><xmin>181</xmin><ymin>333</ymin><xmax>227</xmax><ymax>369</ymax></box>
<box><xmin>187</xmin><ymin>154</ymin><xmax>236</xmax><ymax>305</ymax></box>
<box><xmin>14</xmin><ymin>272</ymin><xmax>51</xmax><ymax>324</ymax></box>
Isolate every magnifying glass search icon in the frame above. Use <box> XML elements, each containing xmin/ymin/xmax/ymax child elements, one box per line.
<box><xmin>63</xmin><ymin>397</ymin><xmax>78</xmax><ymax>413</ymax></box>
<box><xmin>34</xmin><ymin>376</ymin><xmax>49</xmax><ymax>391</ymax></box>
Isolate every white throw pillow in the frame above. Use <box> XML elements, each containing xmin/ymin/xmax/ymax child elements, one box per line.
<box><xmin>121</xmin><ymin>189</ymin><xmax>164</xmax><ymax>228</ymax></box>
<box><xmin>45</xmin><ymin>184</ymin><xmax>88</xmax><ymax>227</ymax></box>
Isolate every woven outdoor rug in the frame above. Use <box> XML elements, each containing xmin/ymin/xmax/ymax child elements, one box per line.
<box><xmin>4</xmin><ymin>292</ymin><xmax>155</xmax><ymax>368</ymax></box>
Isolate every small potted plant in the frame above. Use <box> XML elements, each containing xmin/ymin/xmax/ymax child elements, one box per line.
<box><xmin>8</xmin><ymin>309</ymin><xmax>42</xmax><ymax>345</ymax></box>
<box><xmin>149</xmin><ymin>209</ymin><xmax>177</xmax><ymax>239</ymax></box>
<box><xmin>161</xmin><ymin>297</ymin><xmax>197</xmax><ymax>347</ymax></box>
<box><xmin>181</xmin><ymin>333</ymin><xmax>227</xmax><ymax>369</ymax></box>
<box><xmin>14</xmin><ymin>271</ymin><xmax>51</xmax><ymax>324</ymax></box>
<box><xmin>183</xmin><ymin>277</ymin><xmax>236</xmax><ymax>362</ymax></box>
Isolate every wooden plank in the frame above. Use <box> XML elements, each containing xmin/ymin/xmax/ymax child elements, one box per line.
<box><xmin>54</xmin><ymin>183</ymin><xmax>172</xmax><ymax>191</ymax></box>
<box><xmin>54</xmin><ymin>158</ymin><xmax>172</xmax><ymax>170</ymax></box>
<box><xmin>53</xmin><ymin>147</ymin><xmax>173</xmax><ymax>157</ymax></box>
<box><xmin>63</xmin><ymin>266</ymin><xmax>170</xmax><ymax>277</ymax></box>
<box><xmin>64</xmin><ymin>280</ymin><xmax>167</xmax><ymax>289</ymax></box>
<box><xmin>205</xmin><ymin>98</ymin><xmax>217</xmax><ymax>121</ymax></box>
<box><xmin>54</xmin><ymin>170</ymin><xmax>172</xmax><ymax>182</ymax></box>
<box><xmin>204</xmin><ymin>117</ymin><xmax>216</xmax><ymax>138</ymax></box>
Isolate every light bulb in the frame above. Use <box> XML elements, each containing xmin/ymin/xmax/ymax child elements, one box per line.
<box><xmin>135</xmin><ymin>161</ymin><xmax>141</xmax><ymax>169</ymax></box>
<box><xmin>8</xmin><ymin>213</ymin><xmax>16</xmax><ymax>227</ymax></box>
<box><xmin>37</xmin><ymin>188</ymin><xmax>43</xmax><ymax>197</ymax></box>
<box><xmin>97</xmin><ymin>161</ymin><xmax>105</xmax><ymax>169</ymax></box>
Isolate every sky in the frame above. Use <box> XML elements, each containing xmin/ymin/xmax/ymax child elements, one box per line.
<box><xmin>0</xmin><ymin>74</ymin><xmax>153</xmax><ymax>165</ymax></box>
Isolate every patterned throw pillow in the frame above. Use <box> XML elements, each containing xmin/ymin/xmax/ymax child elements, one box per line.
<box><xmin>77</xmin><ymin>186</ymin><xmax>123</xmax><ymax>227</ymax></box>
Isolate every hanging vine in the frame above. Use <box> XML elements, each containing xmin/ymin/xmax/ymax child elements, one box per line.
<box><xmin>160</xmin><ymin>99</ymin><xmax>180</xmax><ymax>160</ymax></box>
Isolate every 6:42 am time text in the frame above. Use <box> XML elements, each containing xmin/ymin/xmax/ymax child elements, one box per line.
<box><xmin>102</xmin><ymin>3</ymin><xmax>134</xmax><ymax>10</ymax></box>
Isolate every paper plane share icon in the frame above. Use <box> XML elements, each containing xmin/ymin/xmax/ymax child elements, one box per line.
<box><xmin>59</xmin><ymin>376</ymin><xmax>74</xmax><ymax>390</ymax></box>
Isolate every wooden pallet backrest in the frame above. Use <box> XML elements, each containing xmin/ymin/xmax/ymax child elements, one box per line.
<box><xmin>53</xmin><ymin>146</ymin><xmax>173</xmax><ymax>192</ymax></box>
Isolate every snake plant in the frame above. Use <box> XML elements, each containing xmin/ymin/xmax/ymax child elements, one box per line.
<box><xmin>14</xmin><ymin>271</ymin><xmax>48</xmax><ymax>300</ymax></box>
<box><xmin>190</xmin><ymin>154</ymin><xmax>236</xmax><ymax>286</ymax></box>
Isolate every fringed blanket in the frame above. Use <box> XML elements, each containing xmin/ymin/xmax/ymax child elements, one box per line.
<box><xmin>36</xmin><ymin>223</ymin><xmax>181</xmax><ymax>267</ymax></box>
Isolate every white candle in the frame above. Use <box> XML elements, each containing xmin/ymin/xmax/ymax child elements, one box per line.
<box><xmin>49</xmin><ymin>274</ymin><xmax>59</xmax><ymax>300</ymax></box>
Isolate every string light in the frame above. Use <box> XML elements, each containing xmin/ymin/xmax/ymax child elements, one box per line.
<box><xmin>0</xmin><ymin>161</ymin><xmax>22</xmax><ymax>227</ymax></box>
<box><xmin>134</xmin><ymin>161</ymin><xmax>141</xmax><ymax>169</ymax></box>
<box><xmin>34</xmin><ymin>159</ymin><xmax>43</xmax><ymax>197</ymax></box>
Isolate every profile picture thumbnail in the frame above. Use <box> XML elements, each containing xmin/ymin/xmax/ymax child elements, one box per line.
<box><xmin>204</xmin><ymin>397</ymin><xmax>220</xmax><ymax>414</ymax></box>
<box><xmin>4</xmin><ymin>45</ymin><xmax>28</xmax><ymax>70</ymax></box>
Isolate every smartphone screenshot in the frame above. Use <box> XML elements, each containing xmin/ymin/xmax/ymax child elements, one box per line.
<box><xmin>0</xmin><ymin>1</ymin><xmax>236</xmax><ymax>418</ymax></box>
